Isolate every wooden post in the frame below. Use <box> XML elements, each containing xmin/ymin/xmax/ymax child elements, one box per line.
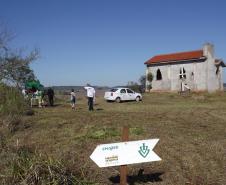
<box><xmin>120</xmin><ymin>126</ymin><xmax>129</xmax><ymax>185</ymax></box>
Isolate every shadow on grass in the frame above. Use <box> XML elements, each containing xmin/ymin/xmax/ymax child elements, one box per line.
<box><xmin>31</xmin><ymin>103</ymin><xmax>62</xmax><ymax>108</ymax></box>
<box><xmin>96</xmin><ymin>108</ymin><xmax>104</xmax><ymax>111</ymax></box>
<box><xmin>48</xmin><ymin>103</ymin><xmax>62</xmax><ymax>107</ymax></box>
<box><xmin>109</xmin><ymin>169</ymin><xmax>164</xmax><ymax>185</ymax></box>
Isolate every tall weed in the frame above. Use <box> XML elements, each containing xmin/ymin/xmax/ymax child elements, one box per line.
<box><xmin>1</xmin><ymin>146</ymin><xmax>95</xmax><ymax>185</ymax></box>
<box><xmin>0</xmin><ymin>83</ymin><xmax>28</xmax><ymax>116</ymax></box>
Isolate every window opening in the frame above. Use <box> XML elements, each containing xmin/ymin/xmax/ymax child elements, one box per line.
<box><xmin>179</xmin><ymin>67</ymin><xmax>186</xmax><ymax>79</ymax></box>
<box><xmin>156</xmin><ymin>69</ymin><xmax>162</xmax><ymax>80</ymax></box>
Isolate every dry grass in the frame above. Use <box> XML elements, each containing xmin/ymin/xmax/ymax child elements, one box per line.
<box><xmin>1</xmin><ymin>92</ymin><xmax>226</xmax><ymax>185</ymax></box>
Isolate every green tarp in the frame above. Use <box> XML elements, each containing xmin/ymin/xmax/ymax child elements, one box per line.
<box><xmin>25</xmin><ymin>80</ymin><xmax>44</xmax><ymax>91</ymax></box>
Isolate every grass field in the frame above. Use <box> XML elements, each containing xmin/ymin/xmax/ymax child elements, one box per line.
<box><xmin>1</xmin><ymin>92</ymin><xmax>226</xmax><ymax>185</ymax></box>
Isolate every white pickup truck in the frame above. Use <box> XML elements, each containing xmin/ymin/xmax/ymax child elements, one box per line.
<box><xmin>104</xmin><ymin>88</ymin><xmax>142</xmax><ymax>103</ymax></box>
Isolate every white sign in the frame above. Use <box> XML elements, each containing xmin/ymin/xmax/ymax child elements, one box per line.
<box><xmin>90</xmin><ymin>139</ymin><xmax>161</xmax><ymax>168</ymax></box>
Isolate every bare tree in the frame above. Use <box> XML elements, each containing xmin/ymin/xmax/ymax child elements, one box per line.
<box><xmin>127</xmin><ymin>81</ymin><xmax>140</xmax><ymax>92</ymax></box>
<box><xmin>0</xmin><ymin>23</ymin><xmax>14</xmax><ymax>55</ymax></box>
<box><xmin>139</xmin><ymin>75</ymin><xmax>146</xmax><ymax>87</ymax></box>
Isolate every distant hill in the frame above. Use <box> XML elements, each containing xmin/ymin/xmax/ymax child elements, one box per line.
<box><xmin>47</xmin><ymin>86</ymin><xmax>110</xmax><ymax>97</ymax></box>
<box><xmin>48</xmin><ymin>86</ymin><xmax>110</xmax><ymax>91</ymax></box>
<box><xmin>50</xmin><ymin>86</ymin><xmax>83</xmax><ymax>91</ymax></box>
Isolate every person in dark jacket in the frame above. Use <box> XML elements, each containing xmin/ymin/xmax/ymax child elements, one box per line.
<box><xmin>47</xmin><ymin>88</ymin><xmax>54</xmax><ymax>106</ymax></box>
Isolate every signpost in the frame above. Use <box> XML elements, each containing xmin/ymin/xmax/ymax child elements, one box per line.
<box><xmin>90</xmin><ymin>127</ymin><xmax>161</xmax><ymax>185</ymax></box>
<box><xmin>120</xmin><ymin>127</ymin><xmax>129</xmax><ymax>185</ymax></box>
<box><xmin>90</xmin><ymin>138</ymin><xmax>161</xmax><ymax>167</ymax></box>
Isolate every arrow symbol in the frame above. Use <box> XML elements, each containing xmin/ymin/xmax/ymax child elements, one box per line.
<box><xmin>138</xmin><ymin>143</ymin><xmax>150</xmax><ymax>158</ymax></box>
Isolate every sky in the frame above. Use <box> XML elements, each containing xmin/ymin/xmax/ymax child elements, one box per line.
<box><xmin>0</xmin><ymin>0</ymin><xmax>226</xmax><ymax>86</ymax></box>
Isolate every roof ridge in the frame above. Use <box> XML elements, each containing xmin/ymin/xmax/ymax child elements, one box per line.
<box><xmin>145</xmin><ymin>49</ymin><xmax>204</xmax><ymax>65</ymax></box>
<box><xmin>154</xmin><ymin>49</ymin><xmax>203</xmax><ymax>57</ymax></box>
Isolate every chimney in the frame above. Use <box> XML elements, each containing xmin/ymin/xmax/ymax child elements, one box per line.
<box><xmin>203</xmin><ymin>43</ymin><xmax>214</xmax><ymax>58</ymax></box>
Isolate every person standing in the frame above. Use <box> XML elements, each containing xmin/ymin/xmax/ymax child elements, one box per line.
<box><xmin>35</xmin><ymin>89</ymin><xmax>43</xmax><ymax>108</ymax></box>
<box><xmin>22</xmin><ymin>89</ymin><xmax>28</xmax><ymax>99</ymax></box>
<box><xmin>47</xmin><ymin>88</ymin><xmax>54</xmax><ymax>106</ymax></box>
<box><xmin>70</xmin><ymin>89</ymin><xmax>76</xmax><ymax>109</ymax></box>
<box><xmin>84</xmin><ymin>84</ymin><xmax>95</xmax><ymax>111</ymax></box>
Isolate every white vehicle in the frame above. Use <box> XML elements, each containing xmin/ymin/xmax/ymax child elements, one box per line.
<box><xmin>104</xmin><ymin>88</ymin><xmax>142</xmax><ymax>103</ymax></box>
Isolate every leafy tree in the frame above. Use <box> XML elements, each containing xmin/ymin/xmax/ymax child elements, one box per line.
<box><xmin>147</xmin><ymin>72</ymin><xmax>153</xmax><ymax>82</ymax></box>
<box><xmin>1</xmin><ymin>51</ymin><xmax>39</xmax><ymax>88</ymax></box>
<box><xmin>0</xmin><ymin>27</ymin><xmax>39</xmax><ymax>88</ymax></box>
<box><xmin>147</xmin><ymin>72</ymin><xmax>153</xmax><ymax>90</ymax></box>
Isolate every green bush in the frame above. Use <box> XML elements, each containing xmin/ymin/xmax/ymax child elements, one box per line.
<box><xmin>0</xmin><ymin>83</ymin><xmax>28</xmax><ymax>116</ymax></box>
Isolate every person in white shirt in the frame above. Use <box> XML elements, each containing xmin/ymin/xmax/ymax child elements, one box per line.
<box><xmin>22</xmin><ymin>89</ymin><xmax>28</xmax><ymax>99</ymax></box>
<box><xmin>70</xmin><ymin>89</ymin><xmax>76</xmax><ymax>109</ymax></box>
<box><xmin>84</xmin><ymin>84</ymin><xmax>95</xmax><ymax>111</ymax></box>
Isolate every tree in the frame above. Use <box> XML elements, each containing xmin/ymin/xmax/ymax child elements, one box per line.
<box><xmin>0</xmin><ymin>27</ymin><xmax>39</xmax><ymax>88</ymax></box>
<box><xmin>139</xmin><ymin>75</ymin><xmax>146</xmax><ymax>89</ymax></box>
<box><xmin>147</xmin><ymin>72</ymin><xmax>153</xmax><ymax>91</ymax></box>
<box><xmin>127</xmin><ymin>81</ymin><xmax>140</xmax><ymax>92</ymax></box>
<box><xmin>1</xmin><ymin>50</ymin><xmax>39</xmax><ymax>88</ymax></box>
<box><xmin>0</xmin><ymin>24</ymin><xmax>14</xmax><ymax>57</ymax></box>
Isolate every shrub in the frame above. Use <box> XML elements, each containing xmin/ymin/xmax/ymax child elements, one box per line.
<box><xmin>147</xmin><ymin>72</ymin><xmax>153</xmax><ymax>83</ymax></box>
<box><xmin>0</xmin><ymin>83</ymin><xmax>28</xmax><ymax>116</ymax></box>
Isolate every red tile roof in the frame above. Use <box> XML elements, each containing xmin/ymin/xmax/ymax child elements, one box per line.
<box><xmin>145</xmin><ymin>50</ymin><xmax>204</xmax><ymax>65</ymax></box>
